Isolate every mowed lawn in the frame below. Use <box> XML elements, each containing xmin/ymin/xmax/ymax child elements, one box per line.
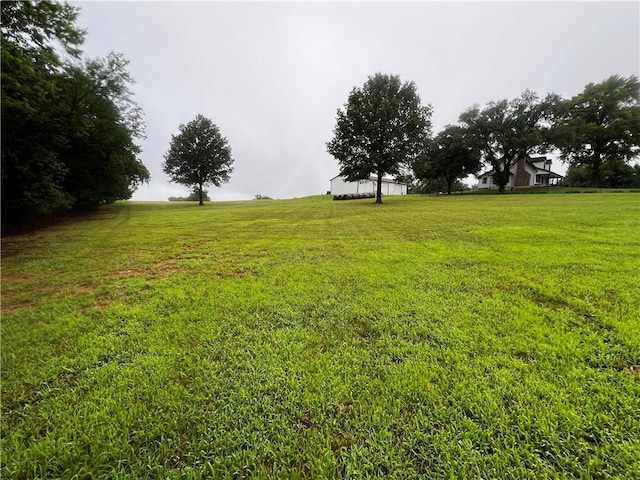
<box><xmin>2</xmin><ymin>193</ymin><xmax>639</xmax><ymax>479</ymax></box>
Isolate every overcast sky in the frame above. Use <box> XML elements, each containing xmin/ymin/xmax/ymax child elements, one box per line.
<box><xmin>72</xmin><ymin>1</ymin><xmax>639</xmax><ymax>201</ymax></box>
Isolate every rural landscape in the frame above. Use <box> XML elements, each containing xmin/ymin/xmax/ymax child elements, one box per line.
<box><xmin>2</xmin><ymin>1</ymin><xmax>640</xmax><ymax>479</ymax></box>
<box><xmin>3</xmin><ymin>193</ymin><xmax>640</xmax><ymax>478</ymax></box>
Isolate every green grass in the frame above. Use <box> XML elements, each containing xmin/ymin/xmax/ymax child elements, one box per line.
<box><xmin>2</xmin><ymin>193</ymin><xmax>639</xmax><ymax>479</ymax></box>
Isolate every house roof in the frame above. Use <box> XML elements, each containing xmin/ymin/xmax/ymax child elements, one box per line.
<box><xmin>330</xmin><ymin>174</ymin><xmax>409</xmax><ymax>185</ymax></box>
<box><xmin>476</xmin><ymin>156</ymin><xmax>563</xmax><ymax>179</ymax></box>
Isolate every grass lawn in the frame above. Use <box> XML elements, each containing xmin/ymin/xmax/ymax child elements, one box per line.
<box><xmin>2</xmin><ymin>193</ymin><xmax>639</xmax><ymax>479</ymax></box>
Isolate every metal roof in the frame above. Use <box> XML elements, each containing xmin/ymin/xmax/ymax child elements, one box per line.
<box><xmin>330</xmin><ymin>174</ymin><xmax>409</xmax><ymax>185</ymax></box>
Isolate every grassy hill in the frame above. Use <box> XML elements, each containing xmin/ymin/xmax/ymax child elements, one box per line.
<box><xmin>2</xmin><ymin>193</ymin><xmax>639</xmax><ymax>479</ymax></box>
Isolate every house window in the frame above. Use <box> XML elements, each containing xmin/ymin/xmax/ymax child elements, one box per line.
<box><xmin>535</xmin><ymin>175</ymin><xmax>545</xmax><ymax>184</ymax></box>
<box><xmin>482</xmin><ymin>177</ymin><xmax>488</xmax><ymax>184</ymax></box>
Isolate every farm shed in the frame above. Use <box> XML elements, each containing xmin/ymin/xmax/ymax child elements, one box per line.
<box><xmin>330</xmin><ymin>175</ymin><xmax>408</xmax><ymax>196</ymax></box>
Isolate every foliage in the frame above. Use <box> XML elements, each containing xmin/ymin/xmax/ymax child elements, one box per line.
<box><xmin>327</xmin><ymin>73</ymin><xmax>432</xmax><ymax>203</ymax></box>
<box><xmin>163</xmin><ymin>115</ymin><xmax>234</xmax><ymax>206</ymax></box>
<box><xmin>255</xmin><ymin>194</ymin><xmax>273</xmax><ymax>200</ymax></box>
<box><xmin>564</xmin><ymin>160</ymin><xmax>640</xmax><ymax>188</ymax></box>
<box><xmin>60</xmin><ymin>53</ymin><xmax>149</xmax><ymax>208</ymax></box>
<box><xmin>169</xmin><ymin>187</ymin><xmax>211</xmax><ymax>202</ymax></box>
<box><xmin>0</xmin><ymin>0</ymin><xmax>85</xmax><ymax>59</ymax></box>
<box><xmin>413</xmin><ymin>125</ymin><xmax>481</xmax><ymax>194</ymax></box>
<box><xmin>459</xmin><ymin>91</ymin><xmax>559</xmax><ymax>193</ymax></box>
<box><xmin>1</xmin><ymin>1</ymin><xmax>148</xmax><ymax>225</ymax></box>
<box><xmin>551</xmin><ymin>75</ymin><xmax>640</xmax><ymax>187</ymax></box>
<box><xmin>2</xmin><ymin>194</ymin><xmax>639</xmax><ymax>478</ymax></box>
<box><xmin>411</xmin><ymin>178</ymin><xmax>471</xmax><ymax>194</ymax></box>
<box><xmin>1</xmin><ymin>1</ymin><xmax>83</xmax><ymax>221</ymax></box>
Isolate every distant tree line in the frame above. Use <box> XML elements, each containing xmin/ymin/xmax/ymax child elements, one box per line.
<box><xmin>1</xmin><ymin>1</ymin><xmax>149</xmax><ymax>228</ymax></box>
<box><xmin>168</xmin><ymin>187</ymin><xmax>211</xmax><ymax>202</ymax></box>
<box><xmin>328</xmin><ymin>74</ymin><xmax>640</xmax><ymax>198</ymax></box>
<box><xmin>563</xmin><ymin>162</ymin><xmax>640</xmax><ymax>189</ymax></box>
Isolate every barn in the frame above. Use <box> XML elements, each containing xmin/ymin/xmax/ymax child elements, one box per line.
<box><xmin>329</xmin><ymin>175</ymin><xmax>408</xmax><ymax>196</ymax></box>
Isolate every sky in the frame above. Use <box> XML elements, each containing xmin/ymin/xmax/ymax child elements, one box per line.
<box><xmin>71</xmin><ymin>1</ymin><xmax>640</xmax><ymax>201</ymax></box>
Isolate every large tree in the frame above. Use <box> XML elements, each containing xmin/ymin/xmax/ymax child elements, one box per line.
<box><xmin>60</xmin><ymin>53</ymin><xmax>149</xmax><ymax>207</ymax></box>
<box><xmin>1</xmin><ymin>1</ymin><xmax>85</xmax><ymax>222</ymax></box>
<box><xmin>326</xmin><ymin>73</ymin><xmax>432</xmax><ymax>203</ymax></box>
<box><xmin>163</xmin><ymin>115</ymin><xmax>234</xmax><ymax>205</ymax></box>
<box><xmin>413</xmin><ymin>125</ymin><xmax>481</xmax><ymax>195</ymax></box>
<box><xmin>564</xmin><ymin>160</ymin><xmax>640</xmax><ymax>188</ymax></box>
<box><xmin>459</xmin><ymin>91</ymin><xmax>558</xmax><ymax>193</ymax></box>
<box><xmin>551</xmin><ymin>75</ymin><xmax>640</xmax><ymax>187</ymax></box>
<box><xmin>1</xmin><ymin>1</ymin><xmax>149</xmax><ymax>226</ymax></box>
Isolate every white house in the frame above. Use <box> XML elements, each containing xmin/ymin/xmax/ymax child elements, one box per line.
<box><xmin>330</xmin><ymin>175</ymin><xmax>408</xmax><ymax>196</ymax></box>
<box><xmin>477</xmin><ymin>156</ymin><xmax>563</xmax><ymax>190</ymax></box>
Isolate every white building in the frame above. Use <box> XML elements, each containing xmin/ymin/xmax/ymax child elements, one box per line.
<box><xmin>330</xmin><ymin>175</ymin><xmax>408</xmax><ymax>196</ymax></box>
<box><xmin>477</xmin><ymin>156</ymin><xmax>563</xmax><ymax>190</ymax></box>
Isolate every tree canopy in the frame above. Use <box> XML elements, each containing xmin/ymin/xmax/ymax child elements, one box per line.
<box><xmin>551</xmin><ymin>75</ymin><xmax>640</xmax><ymax>187</ymax></box>
<box><xmin>326</xmin><ymin>73</ymin><xmax>432</xmax><ymax>203</ymax></box>
<box><xmin>564</xmin><ymin>160</ymin><xmax>640</xmax><ymax>189</ymax></box>
<box><xmin>163</xmin><ymin>115</ymin><xmax>234</xmax><ymax>205</ymax></box>
<box><xmin>413</xmin><ymin>125</ymin><xmax>481</xmax><ymax>195</ymax></box>
<box><xmin>458</xmin><ymin>91</ymin><xmax>558</xmax><ymax>193</ymax></box>
<box><xmin>1</xmin><ymin>1</ymin><xmax>149</xmax><ymax>228</ymax></box>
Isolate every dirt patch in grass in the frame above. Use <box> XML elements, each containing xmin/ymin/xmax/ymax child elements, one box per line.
<box><xmin>622</xmin><ymin>365</ymin><xmax>640</xmax><ymax>379</ymax></box>
<box><xmin>299</xmin><ymin>409</ymin><xmax>314</xmax><ymax>428</ymax></box>
<box><xmin>1</xmin><ymin>301</ymin><xmax>35</xmax><ymax>314</ymax></box>
<box><xmin>1</xmin><ymin>272</ymin><xmax>35</xmax><ymax>283</ymax></box>
<box><xmin>93</xmin><ymin>299</ymin><xmax>112</xmax><ymax>310</ymax></box>
<box><xmin>155</xmin><ymin>259</ymin><xmax>192</xmax><ymax>275</ymax></box>
<box><xmin>513</xmin><ymin>351</ymin><xmax>536</xmax><ymax>364</ymax></box>
<box><xmin>109</xmin><ymin>269</ymin><xmax>148</xmax><ymax>279</ymax></box>
<box><xmin>2</xmin><ymin>283</ymin><xmax>95</xmax><ymax>313</ymax></box>
<box><xmin>213</xmin><ymin>268</ymin><xmax>253</xmax><ymax>278</ymax></box>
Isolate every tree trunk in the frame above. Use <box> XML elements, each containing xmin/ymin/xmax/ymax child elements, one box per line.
<box><xmin>375</xmin><ymin>172</ymin><xmax>383</xmax><ymax>203</ymax></box>
<box><xmin>495</xmin><ymin>163</ymin><xmax>510</xmax><ymax>193</ymax></box>
<box><xmin>446</xmin><ymin>177</ymin><xmax>452</xmax><ymax>195</ymax></box>
<box><xmin>592</xmin><ymin>152</ymin><xmax>602</xmax><ymax>188</ymax></box>
<box><xmin>198</xmin><ymin>184</ymin><xmax>204</xmax><ymax>206</ymax></box>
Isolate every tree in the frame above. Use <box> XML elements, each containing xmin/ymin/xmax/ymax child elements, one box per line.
<box><xmin>326</xmin><ymin>73</ymin><xmax>432</xmax><ymax>203</ymax></box>
<box><xmin>60</xmin><ymin>53</ymin><xmax>149</xmax><ymax>207</ymax></box>
<box><xmin>1</xmin><ymin>1</ymin><xmax>85</xmax><ymax>59</ymax></box>
<box><xmin>168</xmin><ymin>187</ymin><xmax>211</xmax><ymax>202</ymax></box>
<box><xmin>459</xmin><ymin>91</ymin><xmax>558</xmax><ymax>193</ymax></box>
<box><xmin>413</xmin><ymin>125</ymin><xmax>481</xmax><ymax>194</ymax></box>
<box><xmin>1</xmin><ymin>1</ymin><xmax>149</xmax><ymax>226</ymax></box>
<box><xmin>551</xmin><ymin>75</ymin><xmax>640</xmax><ymax>187</ymax></box>
<box><xmin>564</xmin><ymin>160</ymin><xmax>640</xmax><ymax>188</ymax></box>
<box><xmin>163</xmin><ymin>115</ymin><xmax>234</xmax><ymax>205</ymax></box>
<box><xmin>1</xmin><ymin>1</ymin><xmax>85</xmax><ymax>222</ymax></box>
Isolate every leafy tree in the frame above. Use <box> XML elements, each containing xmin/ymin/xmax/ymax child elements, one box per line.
<box><xmin>1</xmin><ymin>1</ymin><xmax>149</xmax><ymax>226</ymax></box>
<box><xmin>410</xmin><ymin>178</ymin><xmax>470</xmax><ymax>194</ymax></box>
<box><xmin>326</xmin><ymin>73</ymin><xmax>432</xmax><ymax>203</ymax></box>
<box><xmin>60</xmin><ymin>53</ymin><xmax>149</xmax><ymax>207</ymax></box>
<box><xmin>163</xmin><ymin>115</ymin><xmax>234</xmax><ymax>205</ymax></box>
<box><xmin>1</xmin><ymin>1</ymin><xmax>85</xmax><ymax>222</ymax></box>
<box><xmin>564</xmin><ymin>160</ymin><xmax>640</xmax><ymax>188</ymax></box>
<box><xmin>1</xmin><ymin>1</ymin><xmax>84</xmax><ymax>58</ymax></box>
<box><xmin>413</xmin><ymin>125</ymin><xmax>481</xmax><ymax>194</ymax></box>
<box><xmin>459</xmin><ymin>91</ymin><xmax>558</xmax><ymax>193</ymax></box>
<box><xmin>551</xmin><ymin>75</ymin><xmax>640</xmax><ymax>187</ymax></box>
